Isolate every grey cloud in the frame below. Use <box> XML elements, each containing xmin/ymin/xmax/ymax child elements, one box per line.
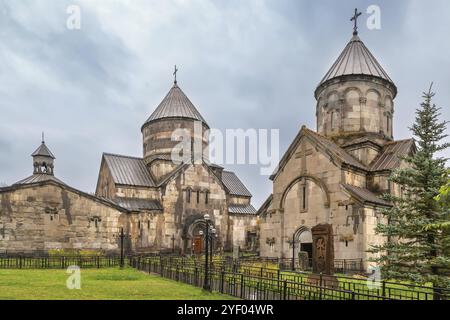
<box><xmin>0</xmin><ymin>0</ymin><xmax>449</xmax><ymax>207</ymax></box>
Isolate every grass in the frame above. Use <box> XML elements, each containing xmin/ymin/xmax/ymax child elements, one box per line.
<box><xmin>0</xmin><ymin>267</ymin><xmax>236</xmax><ymax>300</ymax></box>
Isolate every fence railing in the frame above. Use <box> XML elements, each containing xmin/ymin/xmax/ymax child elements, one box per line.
<box><xmin>130</xmin><ymin>256</ymin><xmax>450</xmax><ymax>301</ymax></box>
<box><xmin>0</xmin><ymin>254</ymin><xmax>448</xmax><ymax>300</ymax></box>
<box><xmin>0</xmin><ymin>255</ymin><xmax>122</xmax><ymax>269</ymax></box>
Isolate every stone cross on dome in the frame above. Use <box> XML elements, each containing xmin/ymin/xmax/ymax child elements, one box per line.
<box><xmin>350</xmin><ymin>8</ymin><xmax>362</xmax><ymax>36</ymax></box>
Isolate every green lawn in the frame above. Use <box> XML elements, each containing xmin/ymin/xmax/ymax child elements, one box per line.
<box><xmin>0</xmin><ymin>268</ymin><xmax>235</xmax><ymax>300</ymax></box>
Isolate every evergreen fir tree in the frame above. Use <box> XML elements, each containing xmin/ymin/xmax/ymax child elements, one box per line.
<box><xmin>369</xmin><ymin>84</ymin><xmax>450</xmax><ymax>298</ymax></box>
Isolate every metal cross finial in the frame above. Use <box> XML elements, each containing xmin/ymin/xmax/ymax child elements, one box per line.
<box><xmin>350</xmin><ymin>8</ymin><xmax>362</xmax><ymax>35</ymax></box>
<box><xmin>173</xmin><ymin>65</ymin><xmax>178</xmax><ymax>84</ymax></box>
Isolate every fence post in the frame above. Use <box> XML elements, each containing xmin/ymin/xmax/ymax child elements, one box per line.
<box><xmin>195</xmin><ymin>267</ymin><xmax>198</xmax><ymax>287</ymax></box>
<box><xmin>343</xmin><ymin>259</ymin><xmax>346</xmax><ymax>274</ymax></box>
<box><xmin>220</xmin><ymin>270</ymin><xmax>225</xmax><ymax>294</ymax></box>
<box><xmin>382</xmin><ymin>280</ymin><xmax>386</xmax><ymax>298</ymax></box>
<box><xmin>240</xmin><ymin>274</ymin><xmax>244</xmax><ymax>299</ymax></box>
<box><xmin>283</xmin><ymin>280</ymin><xmax>287</xmax><ymax>300</ymax></box>
<box><xmin>319</xmin><ymin>272</ymin><xmax>323</xmax><ymax>300</ymax></box>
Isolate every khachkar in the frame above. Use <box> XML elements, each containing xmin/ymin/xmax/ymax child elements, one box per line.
<box><xmin>311</xmin><ymin>224</ymin><xmax>334</xmax><ymax>275</ymax></box>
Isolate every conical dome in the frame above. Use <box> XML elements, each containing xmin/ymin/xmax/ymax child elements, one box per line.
<box><xmin>142</xmin><ymin>83</ymin><xmax>208</xmax><ymax>128</ymax></box>
<box><xmin>314</xmin><ymin>31</ymin><xmax>397</xmax><ymax>141</ymax></box>
<box><xmin>31</xmin><ymin>142</ymin><xmax>56</xmax><ymax>159</ymax></box>
<box><xmin>316</xmin><ymin>34</ymin><xmax>396</xmax><ymax>98</ymax></box>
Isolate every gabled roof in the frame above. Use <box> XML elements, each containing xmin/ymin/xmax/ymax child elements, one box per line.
<box><xmin>271</xmin><ymin>126</ymin><xmax>367</xmax><ymax>180</ymax></box>
<box><xmin>2</xmin><ymin>178</ymin><xmax>128</xmax><ymax>213</ymax></box>
<box><xmin>31</xmin><ymin>142</ymin><xmax>55</xmax><ymax>159</ymax></box>
<box><xmin>14</xmin><ymin>174</ymin><xmax>65</xmax><ymax>186</ymax></box>
<box><xmin>317</xmin><ymin>34</ymin><xmax>395</xmax><ymax>90</ymax></box>
<box><xmin>342</xmin><ymin>136</ymin><xmax>383</xmax><ymax>149</ymax></box>
<box><xmin>256</xmin><ymin>194</ymin><xmax>273</xmax><ymax>216</ymax></box>
<box><xmin>370</xmin><ymin>139</ymin><xmax>415</xmax><ymax>172</ymax></box>
<box><xmin>221</xmin><ymin>171</ymin><xmax>252</xmax><ymax>197</ymax></box>
<box><xmin>142</xmin><ymin>83</ymin><xmax>208</xmax><ymax>128</ymax></box>
<box><xmin>341</xmin><ymin>184</ymin><xmax>391</xmax><ymax>207</ymax></box>
<box><xmin>228</xmin><ymin>204</ymin><xmax>257</xmax><ymax>215</ymax></box>
<box><xmin>103</xmin><ymin>153</ymin><xmax>156</xmax><ymax>187</ymax></box>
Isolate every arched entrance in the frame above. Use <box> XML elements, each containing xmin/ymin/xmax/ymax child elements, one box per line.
<box><xmin>191</xmin><ymin>223</ymin><xmax>204</xmax><ymax>254</ymax></box>
<box><xmin>292</xmin><ymin>226</ymin><xmax>313</xmax><ymax>269</ymax></box>
<box><xmin>185</xmin><ymin>219</ymin><xmax>208</xmax><ymax>255</ymax></box>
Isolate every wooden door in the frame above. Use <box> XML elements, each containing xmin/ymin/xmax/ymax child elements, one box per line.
<box><xmin>192</xmin><ymin>236</ymin><xmax>203</xmax><ymax>254</ymax></box>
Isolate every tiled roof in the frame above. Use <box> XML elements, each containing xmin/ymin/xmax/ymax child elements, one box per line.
<box><xmin>318</xmin><ymin>34</ymin><xmax>394</xmax><ymax>88</ymax></box>
<box><xmin>103</xmin><ymin>153</ymin><xmax>155</xmax><ymax>187</ymax></box>
<box><xmin>341</xmin><ymin>184</ymin><xmax>391</xmax><ymax>207</ymax></box>
<box><xmin>221</xmin><ymin>171</ymin><xmax>252</xmax><ymax>197</ymax></box>
<box><xmin>143</xmin><ymin>83</ymin><xmax>208</xmax><ymax>127</ymax></box>
<box><xmin>31</xmin><ymin>142</ymin><xmax>55</xmax><ymax>159</ymax></box>
<box><xmin>228</xmin><ymin>204</ymin><xmax>257</xmax><ymax>215</ymax></box>
<box><xmin>114</xmin><ymin>197</ymin><xmax>163</xmax><ymax>211</ymax></box>
<box><xmin>14</xmin><ymin>174</ymin><xmax>65</xmax><ymax>186</ymax></box>
<box><xmin>370</xmin><ymin>139</ymin><xmax>415</xmax><ymax>171</ymax></box>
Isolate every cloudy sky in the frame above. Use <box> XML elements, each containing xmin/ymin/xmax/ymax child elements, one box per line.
<box><xmin>0</xmin><ymin>0</ymin><xmax>449</xmax><ymax>207</ymax></box>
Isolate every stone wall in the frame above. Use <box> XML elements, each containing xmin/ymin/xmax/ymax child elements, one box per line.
<box><xmin>259</xmin><ymin>135</ymin><xmax>386</xmax><ymax>269</ymax></box>
<box><xmin>0</xmin><ymin>182</ymin><xmax>124</xmax><ymax>254</ymax></box>
<box><xmin>229</xmin><ymin>214</ymin><xmax>259</xmax><ymax>250</ymax></box>
<box><xmin>315</xmin><ymin>77</ymin><xmax>396</xmax><ymax>142</ymax></box>
<box><xmin>142</xmin><ymin>118</ymin><xmax>209</xmax><ymax>161</ymax></box>
<box><xmin>160</xmin><ymin>164</ymin><xmax>230</xmax><ymax>253</ymax></box>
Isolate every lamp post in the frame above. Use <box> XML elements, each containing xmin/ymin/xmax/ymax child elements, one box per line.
<box><xmin>115</xmin><ymin>228</ymin><xmax>130</xmax><ymax>268</ymax></box>
<box><xmin>210</xmin><ymin>227</ymin><xmax>216</xmax><ymax>265</ymax></box>
<box><xmin>203</xmin><ymin>213</ymin><xmax>211</xmax><ymax>291</ymax></box>
<box><xmin>292</xmin><ymin>233</ymin><xmax>296</xmax><ymax>271</ymax></box>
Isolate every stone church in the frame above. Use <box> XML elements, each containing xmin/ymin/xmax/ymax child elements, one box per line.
<box><xmin>0</xmin><ymin>80</ymin><xmax>258</xmax><ymax>254</ymax></box>
<box><xmin>258</xmin><ymin>27</ymin><xmax>415</xmax><ymax>271</ymax></box>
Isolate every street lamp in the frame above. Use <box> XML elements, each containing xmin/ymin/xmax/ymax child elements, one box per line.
<box><xmin>114</xmin><ymin>228</ymin><xmax>130</xmax><ymax>268</ymax></box>
<box><xmin>203</xmin><ymin>213</ymin><xmax>211</xmax><ymax>291</ymax></box>
<box><xmin>210</xmin><ymin>227</ymin><xmax>216</xmax><ymax>265</ymax></box>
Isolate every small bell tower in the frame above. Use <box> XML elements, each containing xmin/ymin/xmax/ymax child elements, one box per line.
<box><xmin>31</xmin><ymin>133</ymin><xmax>56</xmax><ymax>175</ymax></box>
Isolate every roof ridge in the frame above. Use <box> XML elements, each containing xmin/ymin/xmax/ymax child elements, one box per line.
<box><xmin>103</xmin><ymin>152</ymin><xmax>143</xmax><ymax>160</ymax></box>
<box><xmin>386</xmin><ymin>138</ymin><xmax>414</xmax><ymax>144</ymax></box>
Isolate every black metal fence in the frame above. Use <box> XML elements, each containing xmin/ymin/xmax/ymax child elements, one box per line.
<box><xmin>0</xmin><ymin>255</ymin><xmax>122</xmax><ymax>269</ymax></box>
<box><xmin>130</xmin><ymin>256</ymin><xmax>450</xmax><ymax>301</ymax></box>
<box><xmin>0</xmin><ymin>254</ymin><xmax>448</xmax><ymax>300</ymax></box>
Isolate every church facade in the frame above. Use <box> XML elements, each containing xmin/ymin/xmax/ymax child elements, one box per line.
<box><xmin>258</xmin><ymin>29</ymin><xmax>415</xmax><ymax>271</ymax></box>
<box><xmin>0</xmin><ymin>81</ymin><xmax>258</xmax><ymax>254</ymax></box>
